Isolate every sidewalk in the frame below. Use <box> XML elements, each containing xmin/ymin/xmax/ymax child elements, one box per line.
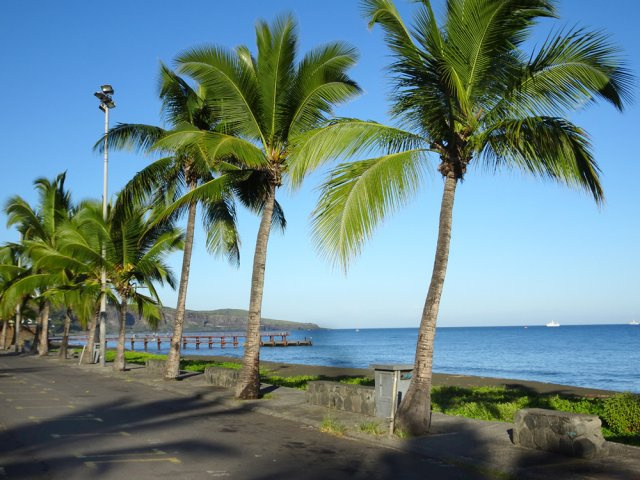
<box><xmin>67</xmin><ymin>355</ymin><xmax>640</xmax><ymax>480</ymax></box>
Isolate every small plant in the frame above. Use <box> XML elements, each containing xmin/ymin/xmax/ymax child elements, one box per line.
<box><xmin>602</xmin><ymin>393</ymin><xmax>640</xmax><ymax>435</ymax></box>
<box><xmin>320</xmin><ymin>416</ymin><xmax>347</xmax><ymax>436</ymax></box>
<box><xmin>260</xmin><ymin>393</ymin><xmax>274</xmax><ymax>400</ymax></box>
<box><xmin>358</xmin><ymin>421</ymin><xmax>385</xmax><ymax>436</ymax></box>
<box><xmin>393</xmin><ymin>428</ymin><xmax>410</xmax><ymax>439</ymax></box>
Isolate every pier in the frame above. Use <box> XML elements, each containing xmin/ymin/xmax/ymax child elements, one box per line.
<box><xmin>63</xmin><ymin>331</ymin><xmax>312</xmax><ymax>350</ymax></box>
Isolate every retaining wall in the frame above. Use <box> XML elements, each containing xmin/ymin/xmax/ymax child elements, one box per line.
<box><xmin>306</xmin><ymin>381</ymin><xmax>376</xmax><ymax>416</ymax></box>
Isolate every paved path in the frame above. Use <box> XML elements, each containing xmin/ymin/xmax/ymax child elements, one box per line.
<box><xmin>0</xmin><ymin>354</ymin><xmax>484</xmax><ymax>480</ymax></box>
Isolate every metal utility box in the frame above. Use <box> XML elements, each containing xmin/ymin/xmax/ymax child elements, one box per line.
<box><xmin>371</xmin><ymin>364</ymin><xmax>413</xmax><ymax>419</ymax></box>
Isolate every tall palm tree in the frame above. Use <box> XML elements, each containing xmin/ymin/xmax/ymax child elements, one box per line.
<box><xmin>304</xmin><ymin>0</ymin><xmax>632</xmax><ymax>434</ymax></box>
<box><xmin>102</xmin><ymin>65</ymin><xmax>240</xmax><ymax>380</ymax></box>
<box><xmin>160</xmin><ymin>14</ymin><xmax>361</xmax><ymax>398</ymax></box>
<box><xmin>59</xmin><ymin>201</ymin><xmax>182</xmax><ymax>371</ymax></box>
<box><xmin>4</xmin><ymin>173</ymin><xmax>74</xmax><ymax>356</ymax></box>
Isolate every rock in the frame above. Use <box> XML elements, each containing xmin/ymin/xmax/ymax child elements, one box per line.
<box><xmin>513</xmin><ymin>408</ymin><xmax>606</xmax><ymax>459</ymax></box>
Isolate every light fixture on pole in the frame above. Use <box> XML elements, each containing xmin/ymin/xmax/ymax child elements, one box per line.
<box><xmin>94</xmin><ymin>84</ymin><xmax>115</xmax><ymax>367</ymax></box>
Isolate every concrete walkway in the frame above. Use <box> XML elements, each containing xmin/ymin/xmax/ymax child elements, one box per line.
<box><xmin>1</xmin><ymin>353</ymin><xmax>639</xmax><ymax>479</ymax></box>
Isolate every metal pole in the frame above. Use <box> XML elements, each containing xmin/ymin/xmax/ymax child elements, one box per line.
<box><xmin>99</xmin><ymin>106</ymin><xmax>109</xmax><ymax>367</ymax></box>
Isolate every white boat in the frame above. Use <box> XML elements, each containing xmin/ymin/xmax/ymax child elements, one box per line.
<box><xmin>546</xmin><ymin>321</ymin><xmax>560</xmax><ymax>327</ymax></box>
<box><xmin>630</xmin><ymin>320</ymin><xmax>640</xmax><ymax>326</ymax></box>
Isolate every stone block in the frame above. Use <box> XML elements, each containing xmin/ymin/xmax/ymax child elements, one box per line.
<box><xmin>145</xmin><ymin>359</ymin><xmax>166</xmax><ymax>377</ymax></box>
<box><xmin>513</xmin><ymin>408</ymin><xmax>606</xmax><ymax>459</ymax></box>
<box><xmin>204</xmin><ymin>366</ymin><xmax>241</xmax><ymax>388</ymax></box>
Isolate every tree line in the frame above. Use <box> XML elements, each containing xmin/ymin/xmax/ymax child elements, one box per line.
<box><xmin>0</xmin><ymin>0</ymin><xmax>631</xmax><ymax>434</ymax></box>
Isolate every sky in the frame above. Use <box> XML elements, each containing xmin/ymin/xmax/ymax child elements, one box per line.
<box><xmin>0</xmin><ymin>1</ymin><xmax>638</xmax><ymax>329</ymax></box>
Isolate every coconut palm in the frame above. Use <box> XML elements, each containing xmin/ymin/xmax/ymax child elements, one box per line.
<box><xmin>59</xmin><ymin>201</ymin><xmax>182</xmax><ymax>371</ymax></box>
<box><xmin>0</xmin><ymin>244</ymin><xmax>27</xmax><ymax>351</ymax></box>
<box><xmin>303</xmin><ymin>0</ymin><xmax>632</xmax><ymax>434</ymax></box>
<box><xmin>159</xmin><ymin>14</ymin><xmax>361</xmax><ymax>398</ymax></box>
<box><xmin>4</xmin><ymin>173</ymin><xmax>74</xmax><ymax>355</ymax></box>
<box><xmin>101</xmin><ymin>64</ymin><xmax>240</xmax><ymax>380</ymax></box>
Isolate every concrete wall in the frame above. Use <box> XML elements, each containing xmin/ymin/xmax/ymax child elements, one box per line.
<box><xmin>306</xmin><ymin>381</ymin><xmax>376</xmax><ymax>416</ymax></box>
<box><xmin>204</xmin><ymin>366</ymin><xmax>241</xmax><ymax>388</ymax></box>
<box><xmin>145</xmin><ymin>359</ymin><xmax>166</xmax><ymax>377</ymax></box>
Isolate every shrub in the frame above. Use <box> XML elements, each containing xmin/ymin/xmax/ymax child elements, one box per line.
<box><xmin>602</xmin><ymin>393</ymin><xmax>640</xmax><ymax>435</ymax></box>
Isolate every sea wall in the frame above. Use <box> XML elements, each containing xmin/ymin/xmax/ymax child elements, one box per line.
<box><xmin>204</xmin><ymin>366</ymin><xmax>241</xmax><ymax>388</ymax></box>
<box><xmin>306</xmin><ymin>381</ymin><xmax>376</xmax><ymax>416</ymax></box>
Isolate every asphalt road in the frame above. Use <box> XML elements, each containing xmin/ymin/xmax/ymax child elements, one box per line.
<box><xmin>0</xmin><ymin>354</ymin><xmax>486</xmax><ymax>479</ymax></box>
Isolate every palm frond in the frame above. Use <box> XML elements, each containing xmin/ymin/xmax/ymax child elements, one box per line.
<box><xmin>94</xmin><ymin>123</ymin><xmax>166</xmax><ymax>154</ymax></box>
<box><xmin>479</xmin><ymin>116</ymin><xmax>603</xmax><ymax>202</ymax></box>
<box><xmin>289</xmin><ymin>119</ymin><xmax>428</xmax><ymax>188</ymax></box>
<box><xmin>176</xmin><ymin>45</ymin><xmax>266</xmax><ymax>145</ymax></box>
<box><xmin>312</xmin><ymin>149</ymin><xmax>429</xmax><ymax>270</ymax></box>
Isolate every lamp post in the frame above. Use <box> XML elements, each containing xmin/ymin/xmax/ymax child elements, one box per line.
<box><xmin>94</xmin><ymin>84</ymin><xmax>115</xmax><ymax>367</ymax></box>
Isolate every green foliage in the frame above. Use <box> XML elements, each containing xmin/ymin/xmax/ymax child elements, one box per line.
<box><xmin>103</xmin><ymin>351</ymin><xmax>166</xmax><ymax>365</ymax></box>
<box><xmin>320</xmin><ymin>416</ymin><xmax>346</xmax><ymax>436</ymax></box>
<box><xmin>358</xmin><ymin>421</ymin><xmax>385</xmax><ymax>436</ymax></box>
<box><xmin>602</xmin><ymin>393</ymin><xmax>640</xmax><ymax>435</ymax></box>
<box><xmin>261</xmin><ymin>374</ymin><xmax>322</xmax><ymax>389</ymax></box>
<box><xmin>430</xmin><ymin>385</ymin><xmax>639</xmax><ymax>445</ymax></box>
<box><xmin>181</xmin><ymin>359</ymin><xmax>242</xmax><ymax>372</ymax></box>
<box><xmin>338</xmin><ymin>376</ymin><xmax>375</xmax><ymax>386</ymax></box>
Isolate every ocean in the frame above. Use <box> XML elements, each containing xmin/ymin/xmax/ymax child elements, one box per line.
<box><xmin>134</xmin><ymin>325</ymin><xmax>640</xmax><ymax>393</ymax></box>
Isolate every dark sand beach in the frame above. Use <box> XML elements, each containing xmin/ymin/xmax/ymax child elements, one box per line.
<box><xmin>186</xmin><ymin>354</ymin><xmax>616</xmax><ymax>398</ymax></box>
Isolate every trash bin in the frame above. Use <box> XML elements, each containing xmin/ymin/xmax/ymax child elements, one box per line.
<box><xmin>371</xmin><ymin>364</ymin><xmax>413</xmax><ymax>419</ymax></box>
<box><xmin>92</xmin><ymin>343</ymin><xmax>101</xmax><ymax>364</ymax></box>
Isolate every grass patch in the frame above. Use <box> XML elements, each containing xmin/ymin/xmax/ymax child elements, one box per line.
<box><xmin>320</xmin><ymin>416</ymin><xmax>346</xmax><ymax>436</ymax></box>
<box><xmin>431</xmin><ymin>386</ymin><xmax>640</xmax><ymax>446</ymax></box>
<box><xmin>103</xmin><ymin>351</ymin><xmax>166</xmax><ymax>365</ymax></box>
<box><xmin>358</xmin><ymin>421</ymin><xmax>386</xmax><ymax>436</ymax></box>
<box><xmin>180</xmin><ymin>359</ymin><xmax>242</xmax><ymax>372</ymax></box>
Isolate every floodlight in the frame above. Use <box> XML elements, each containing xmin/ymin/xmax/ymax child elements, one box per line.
<box><xmin>101</xmin><ymin>84</ymin><xmax>114</xmax><ymax>95</ymax></box>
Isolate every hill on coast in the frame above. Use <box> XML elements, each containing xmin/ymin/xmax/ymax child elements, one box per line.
<box><xmin>53</xmin><ymin>306</ymin><xmax>322</xmax><ymax>333</ymax></box>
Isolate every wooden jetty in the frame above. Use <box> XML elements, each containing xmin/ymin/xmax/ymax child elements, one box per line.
<box><xmin>63</xmin><ymin>331</ymin><xmax>312</xmax><ymax>350</ymax></box>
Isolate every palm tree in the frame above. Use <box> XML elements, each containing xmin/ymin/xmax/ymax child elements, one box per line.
<box><xmin>305</xmin><ymin>0</ymin><xmax>632</xmax><ymax>434</ymax></box>
<box><xmin>102</xmin><ymin>65</ymin><xmax>240</xmax><ymax>380</ymax></box>
<box><xmin>4</xmin><ymin>173</ymin><xmax>74</xmax><ymax>356</ymax></box>
<box><xmin>161</xmin><ymin>15</ymin><xmax>361</xmax><ymax>398</ymax></box>
<box><xmin>0</xmin><ymin>244</ymin><xmax>27</xmax><ymax>351</ymax></box>
<box><xmin>61</xmin><ymin>201</ymin><xmax>182</xmax><ymax>371</ymax></box>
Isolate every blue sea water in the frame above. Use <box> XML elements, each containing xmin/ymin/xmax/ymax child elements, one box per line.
<box><xmin>137</xmin><ymin>325</ymin><xmax>640</xmax><ymax>393</ymax></box>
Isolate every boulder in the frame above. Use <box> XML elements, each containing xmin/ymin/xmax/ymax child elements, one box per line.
<box><xmin>513</xmin><ymin>408</ymin><xmax>606</xmax><ymax>458</ymax></box>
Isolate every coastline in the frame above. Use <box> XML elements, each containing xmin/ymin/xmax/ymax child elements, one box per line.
<box><xmin>183</xmin><ymin>353</ymin><xmax>616</xmax><ymax>398</ymax></box>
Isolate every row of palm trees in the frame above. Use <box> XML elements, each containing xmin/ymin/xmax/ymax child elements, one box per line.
<box><xmin>1</xmin><ymin>0</ymin><xmax>631</xmax><ymax>434</ymax></box>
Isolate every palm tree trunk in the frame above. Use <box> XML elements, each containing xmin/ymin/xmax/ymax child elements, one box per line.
<box><xmin>82</xmin><ymin>304</ymin><xmax>100</xmax><ymax>364</ymax></box>
<box><xmin>38</xmin><ymin>302</ymin><xmax>51</xmax><ymax>356</ymax></box>
<box><xmin>235</xmin><ymin>184</ymin><xmax>276</xmax><ymax>399</ymax></box>
<box><xmin>113</xmin><ymin>299</ymin><xmax>127</xmax><ymax>372</ymax></box>
<box><xmin>13</xmin><ymin>303</ymin><xmax>22</xmax><ymax>353</ymax></box>
<box><xmin>0</xmin><ymin>320</ymin><xmax>7</xmax><ymax>350</ymax></box>
<box><xmin>31</xmin><ymin>307</ymin><xmax>43</xmax><ymax>354</ymax></box>
<box><xmin>395</xmin><ymin>173</ymin><xmax>458</xmax><ymax>435</ymax></box>
<box><xmin>164</xmin><ymin>193</ymin><xmax>197</xmax><ymax>380</ymax></box>
<box><xmin>58</xmin><ymin>307</ymin><xmax>72</xmax><ymax>359</ymax></box>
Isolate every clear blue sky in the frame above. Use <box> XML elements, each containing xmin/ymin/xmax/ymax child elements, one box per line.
<box><xmin>1</xmin><ymin>1</ymin><xmax>638</xmax><ymax>328</ymax></box>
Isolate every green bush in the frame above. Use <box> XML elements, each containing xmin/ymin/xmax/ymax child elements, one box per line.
<box><xmin>602</xmin><ymin>393</ymin><xmax>640</xmax><ymax>435</ymax></box>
